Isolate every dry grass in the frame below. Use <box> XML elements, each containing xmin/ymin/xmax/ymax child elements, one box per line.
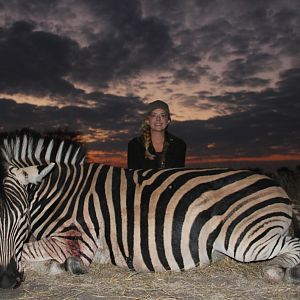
<box><xmin>2</xmin><ymin>258</ymin><xmax>300</xmax><ymax>300</ymax></box>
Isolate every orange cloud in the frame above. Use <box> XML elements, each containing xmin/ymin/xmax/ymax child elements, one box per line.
<box><xmin>87</xmin><ymin>150</ymin><xmax>127</xmax><ymax>167</ymax></box>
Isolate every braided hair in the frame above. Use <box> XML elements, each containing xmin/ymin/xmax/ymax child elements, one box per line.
<box><xmin>141</xmin><ymin>121</ymin><xmax>170</xmax><ymax>165</ymax></box>
<box><xmin>142</xmin><ymin>120</ymin><xmax>156</xmax><ymax>160</ymax></box>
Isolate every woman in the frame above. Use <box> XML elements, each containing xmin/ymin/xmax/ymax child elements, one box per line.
<box><xmin>127</xmin><ymin>100</ymin><xmax>186</xmax><ymax>170</ymax></box>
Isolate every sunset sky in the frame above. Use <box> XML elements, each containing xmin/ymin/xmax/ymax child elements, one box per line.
<box><xmin>0</xmin><ymin>0</ymin><xmax>299</xmax><ymax>170</ymax></box>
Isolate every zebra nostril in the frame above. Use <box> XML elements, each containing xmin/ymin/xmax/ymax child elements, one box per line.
<box><xmin>0</xmin><ymin>273</ymin><xmax>17</xmax><ymax>289</ymax></box>
<box><xmin>14</xmin><ymin>275</ymin><xmax>23</xmax><ymax>289</ymax></box>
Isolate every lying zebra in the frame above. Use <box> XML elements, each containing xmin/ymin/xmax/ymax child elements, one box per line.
<box><xmin>0</xmin><ymin>129</ymin><xmax>299</xmax><ymax>289</ymax></box>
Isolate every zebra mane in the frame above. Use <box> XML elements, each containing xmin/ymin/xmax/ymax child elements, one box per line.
<box><xmin>0</xmin><ymin>128</ymin><xmax>87</xmax><ymax>168</ymax></box>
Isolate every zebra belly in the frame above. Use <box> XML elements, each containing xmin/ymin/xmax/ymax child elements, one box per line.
<box><xmin>127</xmin><ymin>214</ymin><xmax>212</xmax><ymax>272</ymax></box>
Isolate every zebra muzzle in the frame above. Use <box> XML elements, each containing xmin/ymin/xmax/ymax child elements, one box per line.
<box><xmin>0</xmin><ymin>259</ymin><xmax>24</xmax><ymax>289</ymax></box>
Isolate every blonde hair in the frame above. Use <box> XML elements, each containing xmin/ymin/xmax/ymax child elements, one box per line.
<box><xmin>142</xmin><ymin>121</ymin><xmax>156</xmax><ymax>160</ymax></box>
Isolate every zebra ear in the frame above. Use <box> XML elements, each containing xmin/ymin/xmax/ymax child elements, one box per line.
<box><xmin>37</xmin><ymin>163</ymin><xmax>56</xmax><ymax>181</ymax></box>
<box><xmin>12</xmin><ymin>163</ymin><xmax>55</xmax><ymax>185</ymax></box>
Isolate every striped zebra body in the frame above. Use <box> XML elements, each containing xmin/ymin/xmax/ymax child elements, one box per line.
<box><xmin>0</xmin><ymin>129</ymin><xmax>300</xmax><ymax>288</ymax></box>
<box><xmin>24</xmin><ymin>165</ymin><xmax>295</xmax><ymax>273</ymax></box>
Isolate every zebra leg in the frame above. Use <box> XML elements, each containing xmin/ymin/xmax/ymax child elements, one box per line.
<box><xmin>22</xmin><ymin>234</ymin><xmax>90</xmax><ymax>275</ymax></box>
<box><xmin>285</xmin><ymin>265</ymin><xmax>300</xmax><ymax>284</ymax></box>
<box><xmin>24</xmin><ymin>257</ymin><xmax>87</xmax><ymax>275</ymax></box>
<box><xmin>262</xmin><ymin>236</ymin><xmax>300</xmax><ymax>283</ymax></box>
<box><xmin>24</xmin><ymin>259</ymin><xmax>68</xmax><ymax>275</ymax></box>
<box><xmin>211</xmin><ymin>250</ymin><xmax>225</xmax><ymax>263</ymax></box>
<box><xmin>64</xmin><ymin>256</ymin><xmax>87</xmax><ymax>274</ymax></box>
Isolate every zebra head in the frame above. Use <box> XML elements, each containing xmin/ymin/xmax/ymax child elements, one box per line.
<box><xmin>0</xmin><ymin>163</ymin><xmax>55</xmax><ymax>289</ymax></box>
<box><xmin>0</xmin><ymin>128</ymin><xmax>86</xmax><ymax>288</ymax></box>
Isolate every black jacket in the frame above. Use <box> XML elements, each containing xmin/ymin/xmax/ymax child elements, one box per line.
<box><xmin>127</xmin><ymin>132</ymin><xmax>186</xmax><ymax>170</ymax></box>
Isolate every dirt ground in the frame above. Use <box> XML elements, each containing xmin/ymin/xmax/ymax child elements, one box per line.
<box><xmin>2</xmin><ymin>258</ymin><xmax>300</xmax><ymax>300</ymax></box>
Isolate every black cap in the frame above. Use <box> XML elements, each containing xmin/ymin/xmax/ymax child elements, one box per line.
<box><xmin>146</xmin><ymin>100</ymin><xmax>170</xmax><ymax>116</ymax></box>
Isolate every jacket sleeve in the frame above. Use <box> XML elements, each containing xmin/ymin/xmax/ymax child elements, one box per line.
<box><xmin>177</xmin><ymin>140</ymin><xmax>186</xmax><ymax>167</ymax></box>
<box><xmin>127</xmin><ymin>139</ymin><xmax>144</xmax><ymax>169</ymax></box>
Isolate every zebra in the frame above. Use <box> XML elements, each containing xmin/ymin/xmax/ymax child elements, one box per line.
<box><xmin>0</xmin><ymin>129</ymin><xmax>299</xmax><ymax>289</ymax></box>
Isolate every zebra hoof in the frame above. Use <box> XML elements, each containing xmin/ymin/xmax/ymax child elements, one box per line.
<box><xmin>64</xmin><ymin>257</ymin><xmax>88</xmax><ymax>275</ymax></box>
<box><xmin>262</xmin><ymin>265</ymin><xmax>285</xmax><ymax>283</ymax></box>
<box><xmin>285</xmin><ymin>265</ymin><xmax>300</xmax><ymax>284</ymax></box>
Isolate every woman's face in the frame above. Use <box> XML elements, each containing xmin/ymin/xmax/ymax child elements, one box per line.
<box><xmin>147</xmin><ymin>108</ymin><xmax>170</xmax><ymax>132</ymax></box>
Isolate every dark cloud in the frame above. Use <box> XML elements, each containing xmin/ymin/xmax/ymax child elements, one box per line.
<box><xmin>0</xmin><ymin>21</ymin><xmax>83</xmax><ymax>102</ymax></box>
<box><xmin>2</xmin><ymin>0</ymin><xmax>298</xmax><ymax>92</ymax></box>
<box><xmin>0</xmin><ymin>1</ymin><xmax>175</xmax><ymax>91</ymax></box>
<box><xmin>277</xmin><ymin>68</ymin><xmax>300</xmax><ymax>94</ymax></box>
<box><xmin>219</xmin><ymin>51</ymin><xmax>281</xmax><ymax>87</ymax></box>
<box><xmin>71</xmin><ymin>16</ymin><xmax>174</xmax><ymax>87</ymax></box>
<box><xmin>173</xmin><ymin>68</ymin><xmax>200</xmax><ymax>84</ymax></box>
<box><xmin>0</xmin><ymin>93</ymin><xmax>146</xmax><ymax>133</ymax></box>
